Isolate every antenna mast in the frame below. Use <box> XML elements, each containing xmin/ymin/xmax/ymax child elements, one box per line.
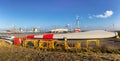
<box><xmin>74</xmin><ymin>16</ymin><xmax>81</xmax><ymax>32</ymax></box>
<box><xmin>76</xmin><ymin>16</ymin><xmax>80</xmax><ymax>28</ymax></box>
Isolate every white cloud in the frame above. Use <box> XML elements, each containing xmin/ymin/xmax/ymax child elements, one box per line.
<box><xmin>95</xmin><ymin>10</ymin><xmax>113</xmax><ymax>18</ymax></box>
<box><xmin>88</xmin><ymin>16</ymin><xmax>93</xmax><ymax>19</ymax></box>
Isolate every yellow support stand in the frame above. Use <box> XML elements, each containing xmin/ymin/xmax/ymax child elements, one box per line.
<box><xmin>64</xmin><ymin>37</ymin><xmax>70</xmax><ymax>49</ymax></box>
<box><xmin>116</xmin><ymin>36</ymin><xmax>120</xmax><ymax>40</ymax></box>
<box><xmin>75</xmin><ymin>41</ymin><xmax>81</xmax><ymax>49</ymax></box>
<box><xmin>23</xmin><ymin>39</ymin><xmax>38</xmax><ymax>48</ymax></box>
<box><xmin>39</xmin><ymin>40</ymin><xmax>55</xmax><ymax>49</ymax></box>
<box><xmin>39</xmin><ymin>40</ymin><xmax>45</xmax><ymax>48</ymax></box>
<box><xmin>49</xmin><ymin>41</ymin><xmax>55</xmax><ymax>49</ymax></box>
<box><xmin>63</xmin><ymin>37</ymin><xmax>81</xmax><ymax>50</ymax></box>
<box><xmin>85</xmin><ymin>39</ymin><xmax>99</xmax><ymax>48</ymax></box>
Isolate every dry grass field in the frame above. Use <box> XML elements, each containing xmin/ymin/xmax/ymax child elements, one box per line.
<box><xmin>0</xmin><ymin>31</ymin><xmax>119</xmax><ymax>61</ymax></box>
<box><xmin>1</xmin><ymin>39</ymin><xmax>120</xmax><ymax>61</ymax></box>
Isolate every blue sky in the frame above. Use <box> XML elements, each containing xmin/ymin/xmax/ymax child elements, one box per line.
<box><xmin>0</xmin><ymin>0</ymin><xmax>120</xmax><ymax>30</ymax></box>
